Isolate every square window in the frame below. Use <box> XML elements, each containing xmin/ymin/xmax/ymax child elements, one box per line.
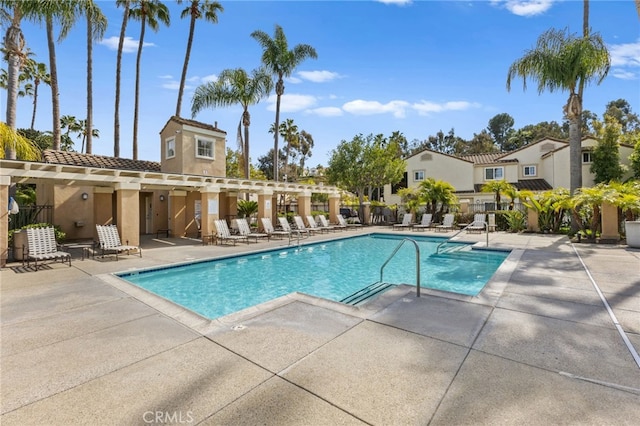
<box><xmin>485</xmin><ymin>167</ymin><xmax>503</xmax><ymax>180</ymax></box>
<box><xmin>523</xmin><ymin>165</ymin><xmax>536</xmax><ymax>176</ymax></box>
<box><xmin>196</xmin><ymin>137</ymin><xmax>214</xmax><ymax>159</ymax></box>
<box><xmin>414</xmin><ymin>170</ymin><xmax>425</xmax><ymax>181</ymax></box>
<box><xmin>166</xmin><ymin>138</ymin><xmax>175</xmax><ymax>159</ymax></box>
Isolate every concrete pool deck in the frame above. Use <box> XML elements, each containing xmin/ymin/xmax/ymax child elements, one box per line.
<box><xmin>1</xmin><ymin>228</ymin><xmax>639</xmax><ymax>425</ymax></box>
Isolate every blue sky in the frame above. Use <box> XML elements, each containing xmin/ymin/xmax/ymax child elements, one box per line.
<box><xmin>3</xmin><ymin>0</ymin><xmax>639</xmax><ymax>167</ymax></box>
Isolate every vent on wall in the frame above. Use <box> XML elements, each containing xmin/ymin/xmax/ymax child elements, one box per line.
<box><xmin>420</xmin><ymin>153</ymin><xmax>433</xmax><ymax>161</ymax></box>
<box><xmin>540</xmin><ymin>143</ymin><xmax>555</xmax><ymax>152</ymax></box>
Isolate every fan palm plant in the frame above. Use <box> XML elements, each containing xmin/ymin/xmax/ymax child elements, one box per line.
<box><xmin>481</xmin><ymin>180</ymin><xmax>515</xmax><ymax>211</ymax></box>
<box><xmin>191</xmin><ymin>67</ymin><xmax>273</xmax><ymax>179</ymax></box>
<box><xmin>251</xmin><ymin>24</ymin><xmax>317</xmax><ymax>181</ymax></box>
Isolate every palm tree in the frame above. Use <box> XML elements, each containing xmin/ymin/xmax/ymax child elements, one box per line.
<box><xmin>506</xmin><ymin>27</ymin><xmax>610</xmax><ymax>231</ymax></box>
<box><xmin>114</xmin><ymin>0</ymin><xmax>130</xmax><ymax>157</ymax></box>
<box><xmin>77</xmin><ymin>119</ymin><xmax>100</xmax><ymax>153</ymax></box>
<box><xmin>1</xmin><ymin>0</ymin><xmax>30</xmax><ymax>159</ymax></box>
<box><xmin>129</xmin><ymin>0</ymin><xmax>170</xmax><ymax>160</ymax></box>
<box><xmin>0</xmin><ymin>122</ymin><xmax>41</xmax><ymax>160</ymax></box>
<box><xmin>191</xmin><ymin>67</ymin><xmax>273</xmax><ymax>179</ymax></box>
<box><xmin>481</xmin><ymin>180</ymin><xmax>515</xmax><ymax>211</ymax></box>
<box><xmin>175</xmin><ymin>0</ymin><xmax>223</xmax><ymax>117</ymax></box>
<box><xmin>80</xmin><ymin>0</ymin><xmax>107</xmax><ymax>154</ymax></box>
<box><xmin>278</xmin><ymin>118</ymin><xmax>298</xmax><ymax>180</ymax></box>
<box><xmin>29</xmin><ymin>0</ymin><xmax>80</xmax><ymax>151</ymax></box>
<box><xmin>418</xmin><ymin>178</ymin><xmax>457</xmax><ymax>220</ymax></box>
<box><xmin>251</xmin><ymin>24</ymin><xmax>317</xmax><ymax>181</ymax></box>
<box><xmin>22</xmin><ymin>59</ymin><xmax>50</xmax><ymax>130</ymax></box>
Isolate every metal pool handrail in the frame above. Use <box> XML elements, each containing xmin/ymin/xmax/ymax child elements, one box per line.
<box><xmin>380</xmin><ymin>238</ymin><xmax>421</xmax><ymax>297</ymax></box>
<box><xmin>436</xmin><ymin>221</ymin><xmax>488</xmax><ymax>253</ymax></box>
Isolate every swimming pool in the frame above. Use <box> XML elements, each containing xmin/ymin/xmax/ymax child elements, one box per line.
<box><xmin>119</xmin><ymin>233</ymin><xmax>509</xmax><ymax>320</ymax></box>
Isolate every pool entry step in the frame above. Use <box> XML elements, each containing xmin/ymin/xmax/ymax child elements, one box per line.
<box><xmin>340</xmin><ymin>281</ymin><xmax>395</xmax><ymax>305</ymax></box>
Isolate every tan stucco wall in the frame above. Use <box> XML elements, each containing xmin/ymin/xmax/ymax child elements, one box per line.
<box><xmin>160</xmin><ymin>121</ymin><xmax>226</xmax><ymax>177</ymax></box>
<box><xmin>53</xmin><ymin>186</ymin><xmax>95</xmax><ymax>240</ymax></box>
<box><xmin>406</xmin><ymin>152</ymin><xmax>474</xmax><ymax>191</ymax></box>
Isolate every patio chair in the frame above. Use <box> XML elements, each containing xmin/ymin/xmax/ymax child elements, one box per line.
<box><xmin>412</xmin><ymin>213</ymin><xmax>433</xmax><ymax>231</ymax></box>
<box><xmin>336</xmin><ymin>214</ymin><xmax>362</xmax><ymax>230</ymax></box>
<box><xmin>24</xmin><ymin>227</ymin><xmax>72</xmax><ymax>270</ymax></box>
<box><xmin>305</xmin><ymin>215</ymin><xmax>330</xmax><ymax>233</ymax></box>
<box><xmin>261</xmin><ymin>217</ymin><xmax>290</xmax><ymax>240</ymax></box>
<box><xmin>317</xmin><ymin>214</ymin><xmax>340</xmax><ymax>231</ymax></box>
<box><xmin>293</xmin><ymin>215</ymin><xmax>318</xmax><ymax>235</ymax></box>
<box><xmin>96</xmin><ymin>224</ymin><xmax>142</xmax><ymax>260</ymax></box>
<box><xmin>214</xmin><ymin>219</ymin><xmax>248</xmax><ymax>245</ymax></box>
<box><xmin>236</xmin><ymin>218</ymin><xmax>269</xmax><ymax>243</ymax></box>
<box><xmin>393</xmin><ymin>213</ymin><xmax>413</xmax><ymax>230</ymax></box>
<box><xmin>466</xmin><ymin>213</ymin><xmax>486</xmax><ymax>233</ymax></box>
<box><xmin>278</xmin><ymin>217</ymin><xmax>306</xmax><ymax>237</ymax></box>
<box><xmin>436</xmin><ymin>214</ymin><xmax>455</xmax><ymax>232</ymax></box>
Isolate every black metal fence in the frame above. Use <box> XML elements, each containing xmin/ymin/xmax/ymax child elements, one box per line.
<box><xmin>8</xmin><ymin>205</ymin><xmax>53</xmax><ymax>230</ymax></box>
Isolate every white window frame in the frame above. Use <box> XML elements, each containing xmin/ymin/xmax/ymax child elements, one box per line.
<box><xmin>582</xmin><ymin>152</ymin><xmax>593</xmax><ymax>163</ymax></box>
<box><xmin>195</xmin><ymin>136</ymin><xmax>215</xmax><ymax>160</ymax></box>
<box><xmin>413</xmin><ymin>170</ymin><xmax>425</xmax><ymax>181</ymax></box>
<box><xmin>165</xmin><ymin>137</ymin><xmax>175</xmax><ymax>159</ymax></box>
<box><xmin>484</xmin><ymin>167</ymin><xmax>504</xmax><ymax>181</ymax></box>
<box><xmin>523</xmin><ymin>165</ymin><xmax>536</xmax><ymax>177</ymax></box>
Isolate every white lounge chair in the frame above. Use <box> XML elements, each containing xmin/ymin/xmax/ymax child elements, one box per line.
<box><xmin>236</xmin><ymin>218</ymin><xmax>269</xmax><ymax>242</ymax></box>
<box><xmin>293</xmin><ymin>215</ymin><xmax>317</xmax><ymax>235</ymax></box>
<box><xmin>393</xmin><ymin>213</ymin><xmax>413</xmax><ymax>230</ymax></box>
<box><xmin>413</xmin><ymin>213</ymin><xmax>433</xmax><ymax>231</ymax></box>
<box><xmin>214</xmin><ymin>219</ymin><xmax>248</xmax><ymax>245</ymax></box>
<box><xmin>305</xmin><ymin>215</ymin><xmax>329</xmax><ymax>234</ymax></box>
<box><xmin>96</xmin><ymin>224</ymin><xmax>141</xmax><ymax>260</ymax></box>
<box><xmin>436</xmin><ymin>214</ymin><xmax>455</xmax><ymax>232</ymax></box>
<box><xmin>317</xmin><ymin>214</ymin><xmax>340</xmax><ymax>231</ymax></box>
<box><xmin>24</xmin><ymin>227</ymin><xmax>71</xmax><ymax>270</ymax></box>
<box><xmin>279</xmin><ymin>217</ymin><xmax>306</xmax><ymax>236</ymax></box>
<box><xmin>336</xmin><ymin>214</ymin><xmax>361</xmax><ymax>229</ymax></box>
<box><xmin>261</xmin><ymin>217</ymin><xmax>290</xmax><ymax>239</ymax></box>
<box><xmin>466</xmin><ymin>213</ymin><xmax>486</xmax><ymax>233</ymax></box>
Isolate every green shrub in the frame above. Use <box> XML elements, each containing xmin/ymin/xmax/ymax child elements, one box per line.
<box><xmin>8</xmin><ymin>223</ymin><xmax>66</xmax><ymax>245</ymax></box>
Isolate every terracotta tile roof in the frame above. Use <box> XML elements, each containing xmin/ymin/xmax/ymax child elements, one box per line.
<box><xmin>159</xmin><ymin>115</ymin><xmax>227</xmax><ymax>135</ymax></box>
<box><xmin>43</xmin><ymin>150</ymin><xmax>161</xmax><ymax>172</ymax></box>
<box><xmin>461</xmin><ymin>153</ymin><xmax>518</xmax><ymax>164</ymax></box>
<box><xmin>473</xmin><ymin>179</ymin><xmax>552</xmax><ymax>193</ymax></box>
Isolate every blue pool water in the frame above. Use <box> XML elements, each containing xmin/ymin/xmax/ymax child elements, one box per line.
<box><xmin>119</xmin><ymin>233</ymin><xmax>509</xmax><ymax>320</ymax></box>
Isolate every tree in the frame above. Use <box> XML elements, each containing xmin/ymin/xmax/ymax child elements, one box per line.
<box><xmin>77</xmin><ymin>119</ymin><xmax>100</xmax><ymax>154</ymax></box>
<box><xmin>175</xmin><ymin>0</ymin><xmax>223</xmax><ymax>117</ymax></box>
<box><xmin>481</xmin><ymin>180</ymin><xmax>516</xmax><ymax>211</ymax></box>
<box><xmin>113</xmin><ymin>0</ymin><xmax>130</xmax><ymax>157</ymax></box>
<box><xmin>326</xmin><ymin>133</ymin><xmax>405</xmax><ymax>220</ymax></box>
<box><xmin>80</xmin><ymin>0</ymin><xmax>107</xmax><ymax>154</ymax></box>
<box><xmin>466</xmin><ymin>130</ymin><xmax>497</xmax><ymax>154</ymax></box>
<box><xmin>604</xmin><ymin>99</ymin><xmax>640</xmax><ymax>133</ymax></box>
<box><xmin>129</xmin><ymin>0</ymin><xmax>170</xmax><ymax>160</ymax></box>
<box><xmin>21</xmin><ymin>59</ymin><xmax>50</xmax><ymax>130</ymax></box>
<box><xmin>507</xmin><ymin>26</ymin><xmax>610</xmax><ymax>232</ymax></box>
<box><xmin>0</xmin><ymin>122</ymin><xmax>41</xmax><ymax>160</ymax></box>
<box><xmin>270</xmin><ymin>118</ymin><xmax>298</xmax><ymax>180</ymax></box>
<box><xmin>588</xmin><ymin>116</ymin><xmax>625</xmax><ymax>184</ymax></box>
<box><xmin>191</xmin><ymin>67</ymin><xmax>273</xmax><ymax>179</ymax></box>
<box><xmin>29</xmin><ymin>0</ymin><xmax>80</xmax><ymax>151</ymax></box>
<box><xmin>630</xmin><ymin>139</ymin><xmax>640</xmax><ymax>180</ymax></box>
<box><xmin>251</xmin><ymin>24</ymin><xmax>317</xmax><ymax>181</ymax></box>
<box><xmin>297</xmin><ymin>129</ymin><xmax>314</xmax><ymax>174</ymax></box>
<box><xmin>487</xmin><ymin>113</ymin><xmax>515</xmax><ymax>152</ymax></box>
<box><xmin>417</xmin><ymin>178</ymin><xmax>458</xmax><ymax>220</ymax></box>
<box><xmin>256</xmin><ymin>148</ymin><xmax>286</xmax><ymax>181</ymax></box>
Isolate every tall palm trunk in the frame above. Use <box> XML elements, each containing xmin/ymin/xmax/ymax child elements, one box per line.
<box><xmin>176</xmin><ymin>12</ymin><xmax>196</xmax><ymax>117</ymax></box>
<box><xmin>86</xmin><ymin>7</ymin><xmax>94</xmax><ymax>154</ymax></box>
<box><xmin>114</xmin><ymin>1</ymin><xmax>129</xmax><ymax>158</ymax></box>
<box><xmin>273</xmin><ymin>77</ymin><xmax>284</xmax><ymax>181</ymax></box>
<box><xmin>242</xmin><ymin>109</ymin><xmax>250</xmax><ymax>179</ymax></box>
<box><xmin>133</xmin><ymin>14</ymin><xmax>147</xmax><ymax>160</ymax></box>
<box><xmin>30</xmin><ymin>77</ymin><xmax>39</xmax><ymax>130</ymax></box>
<box><xmin>46</xmin><ymin>16</ymin><xmax>61</xmax><ymax>151</ymax></box>
<box><xmin>4</xmin><ymin>16</ymin><xmax>22</xmax><ymax>159</ymax></box>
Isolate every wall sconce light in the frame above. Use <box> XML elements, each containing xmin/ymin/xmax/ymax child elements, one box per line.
<box><xmin>159</xmin><ymin>195</ymin><xmax>165</xmax><ymax>202</ymax></box>
<box><xmin>81</xmin><ymin>192</ymin><xmax>89</xmax><ymax>201</ymax></box>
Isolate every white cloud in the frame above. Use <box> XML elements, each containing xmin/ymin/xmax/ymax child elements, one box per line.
<box><xmin>611</xmin><ymin>69</ymin><xmax>637</xmax><ymax>80</ymax></box>
<box><xmin>413</xmin><ymin>100</ymin><xmax>480</xmax><ymax>116</ymax></box>
<box><xmin>308</xmin><ymin>107</ymin><xmax>343</xmax><ymax>117</ymax></box>
<box><xmin>490</xmin><ymin>0</ymin><xmax>554</xmax><ymax>17</ymax></box>
<box><xmin>609</xmin><ymin>40</ymin><xmax>640</xmax><ymax>68</ymax></box>
<box><xmin>158</xmin><ymin>75</ymin><xmax>173</xmax><ymax>80</ymax></box>
<box><xmin>201</xmin><ymin>74</ymin><xmax>218</xmax><ymax>83</ymax></box>
<box><xmin>297</xmin><ymin>70</ymin><xmax>341</xmax><ymax>83</ymax></box>
<box><xmin>267</xmin><ymin>93</ymin><xmax>317</xmax><ymax>112</ymax></box>
<box><xmin>343</xmin><ymin>100</ymin><xmax>410</xmax><ymax>118</ymax></box>
<box><xmin>286</xmin><ymin>76</ymin><xmax>303</xmax><ymax>84</ymax></box>
<box><xmin>161</xmin><ymin>81</ymin><xmax>180</xmax><ymax>90</ymax></box>
<box><xmin>376</xmin><ymin>0</ymin><xmax>412</xmax><ymax>5</ymax></box>
<box><xmin>99</xmin><ymin>36</ymin><xmax>153</xmax><ymax>53</ymax></box>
